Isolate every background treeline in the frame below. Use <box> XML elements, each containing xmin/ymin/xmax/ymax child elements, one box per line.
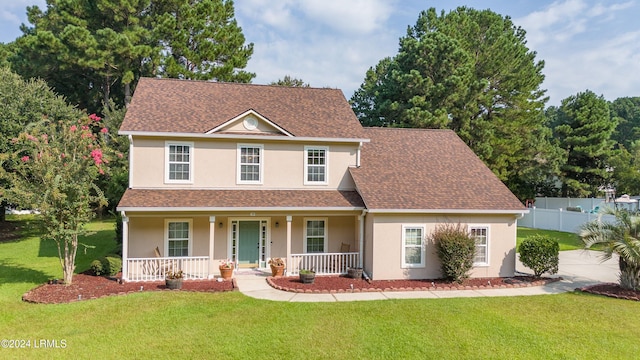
<box><xmin>1</xmin><ymin>3</ymin><xmax>638</xmax><ymax>216</ymax></box>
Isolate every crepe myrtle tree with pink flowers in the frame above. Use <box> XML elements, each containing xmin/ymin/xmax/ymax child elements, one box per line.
<box><xmin>10</xmin><ymin>114</ymin><xmax>116</xmax><ymax>285</ymax></box>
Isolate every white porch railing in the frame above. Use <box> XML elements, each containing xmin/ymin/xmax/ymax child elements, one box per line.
<box><xmin>126</xmin><ymin>256</ymin><xmax>209</xmax><ymax>282</ymax></box>
<box><xmin>289</xmin><ymin>252</ymin><xmax>359</xmax><ymax>275</ymax></box>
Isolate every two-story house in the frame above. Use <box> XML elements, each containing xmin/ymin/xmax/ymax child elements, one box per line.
<box><xmin>117</xmin><ymin>78</ymin><xmax>526</xmax><ymax>282</ymax></box>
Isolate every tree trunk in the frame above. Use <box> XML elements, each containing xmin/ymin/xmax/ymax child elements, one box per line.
<box><xmin>62</xmin><ymin>234</ymin><xmax>78</xmax><ymax>285</ymax></box>
<box><xmin>0</xmin><ymin>200</ymin><xmax>6</xmax><ymax>222</ymax></box>
<box><xmin>124</xmin><ymin>82</ymin><xmax>131</xmax><ymax>107</ymax></box>
<box><xmin>619</xmin><ymin>257</ymin><xmax>640</xmax><ymax>291</ymax></box>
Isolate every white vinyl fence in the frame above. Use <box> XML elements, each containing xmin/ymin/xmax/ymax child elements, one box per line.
<box><xmin>520</xmin><ymin>208</ymin><xmax>616</xmax><ymax>234</ymax></box>
<box><xmin>533</xmin><ymin>197</ymin><xmax>605</xmax><ymax>211</ymax></box>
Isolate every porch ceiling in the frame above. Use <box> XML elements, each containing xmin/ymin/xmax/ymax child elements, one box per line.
<box><xmin>117</xmin><ymin>189</ymin><xmax>365</xmax><ymax>211</ymax></box>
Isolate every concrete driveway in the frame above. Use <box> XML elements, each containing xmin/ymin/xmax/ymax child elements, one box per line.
<box><xmin>517</xmin><ymin>249</ymin><xmax>619</xmax><ymax>288</ymax></box>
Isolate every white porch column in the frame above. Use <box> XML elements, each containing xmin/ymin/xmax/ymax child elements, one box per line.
<box><xmin>121</xmin><ymin>212</ymin><xmax>129</xmax><ymax>282</ymax></box>
<box><xmin>286</xmin><ymin>215</ymin><xmax>292</xmax><ymax>274</ymax></box>
<box><xmin>358</xmin><ymin>211</ymin><xmax>366</xmax><ymax>268</ymax></box>
<box><xmin>209</xmin><ymin>216</ymin><xmax>216</xmax><ymax>278</ymax></box>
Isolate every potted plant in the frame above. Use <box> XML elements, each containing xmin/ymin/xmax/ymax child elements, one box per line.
<box><xmin>268</xmin><ymin>257</ymin><xmax>285</xmax><ymax>277</ymax></box>
<box><xmin>165</xmin><ymin>270</ymin><xmax>184</xmax><ymax>289</ymax></box>
<box><xmin>219</xmin><ymin>259</ymin><xmax>234</xmax><ymax>280</ymax></box>
<box><xmin>299</xmin><ymin>269</ymin><xmax>316</xmax><ymax>284</ymax></box>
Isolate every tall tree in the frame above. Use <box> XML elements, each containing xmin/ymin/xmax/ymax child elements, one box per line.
<box><xmin>9</xmin><ymin>115</ymin><xmax>109</xmax><ymax>285</ymax></box>
<box><xmin>609</xmin><ymin>141</ymin><xmax>640</xmax><ymax>196</ymax></box>
<box><xmin>350</xmin><ymin>7</ymin><xmax>555</xmax><ymax>200</ymax></box>
<box><xmin>553</xmin><ymin>90</ymin><xmax>617</xmax><ymax>197</ymax></box>
<box><xmin>0</xmin><ymin>67</ymin><xmax>83</xmax><ymax>221</ymax></box>
<box><xmin>153</xmin><ymin>0</ymin><xmax>254</xmax><ymax>82</ymax></box>
<box><xmin>611</xmin><ymin>97</ymin><xmax>640</xmax><ymax>149</ymax></box>
<box><xmin>9</xmin><ymin>0</ymin><xmax>254</xmax><ymax>113</ymax></box>
<box><xmin>270</xmin><ymin>75</ymin><xmax>310</xmax><ymax>87</ymax></box>
<box><xmin>11</xmin><ymin>0</ymin><xmax>157</xmax><ymax>113</ymax></box>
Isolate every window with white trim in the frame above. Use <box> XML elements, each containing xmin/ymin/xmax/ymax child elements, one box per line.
<box><xmin>304</xmin><ymin>218</ymin><xmax>327</xmax><ymax>253</ymax></box>
<box><xmin>237</xmin><ymin>144</ymin><xmax>263</xmax><ymax>184</ymax></box>
<box><xmin>165</xmin><ymin>142</ymin><xmax>193</xmax><ymax>183</ymax></box>
<box><xmin>402</xmin><ymin>225</ymin><xmax>425</xmax><ymax>267</ymax></box>
<box><xmin>470</xmin><ymin>225</ymin><xmax>489</xmax><ymax>266</ymax></box>
<box><xmin>304</xmin><ymin>146</ymin><xmax>328</xmax><ymax>184</ymax></box>
<box><xmin>166</xmin><ymin>220</ymin><xmax>191</xmax><ymax>257</ymax></box>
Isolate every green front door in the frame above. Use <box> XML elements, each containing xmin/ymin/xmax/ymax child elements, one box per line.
<box><xmin>238</xmin><ymin>221</ymin><xmax>260</xmax><ymax>265</ymax></box>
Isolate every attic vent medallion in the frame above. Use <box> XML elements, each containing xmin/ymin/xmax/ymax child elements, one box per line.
<box><xmin>243</xmin><ymin>116</ymin><xmax>258</xmax><ymax>131</ymax></box>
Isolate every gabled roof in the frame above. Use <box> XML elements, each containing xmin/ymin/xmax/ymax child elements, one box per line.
<box><xmin>349</xmin><ymin>128</ymin><xmax>526</xmax><ymax>212</ymax></box>
<box><xmin>117</xmin><ymin>189</ymin><xmax>365</xmax><ymax>211</ymax></box>
<box><xmin>120</xmin><ymin>78</ymin><xmax>365</xmax><ymax>139</ymax></box>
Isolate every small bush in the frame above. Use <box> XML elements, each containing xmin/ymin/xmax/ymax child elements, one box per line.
<box><xmin>519</xmin><ymin>235</ymin><xmax>559</xmax><ymax>277</ymax></box>
<box><xmin>91</xmin><ymin>254</ymin><xmax>122</xmax><ymax>277</ymax></box>
<box><xmin>432</xmin><ymin>223</ymin><xmax>476</xmax><ymax>283</ymax></box>
<box><xmin>104</xmin><ymin>254</ymin><xmax>122</xmax><ymax>276</ymax></box>
<box><xmin>90</xmin><ymin>259</ymin><xmax>105</xmax><ymax>276</ymax></box>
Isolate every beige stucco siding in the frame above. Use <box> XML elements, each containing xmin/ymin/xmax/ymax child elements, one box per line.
<box><xmin>128</xmin><ymin>216</ymin><xmax>228</xmax><ymax>259</ymax></box>
<box><xmin>130</xmin><ymin>137</ymin><xmax>357</xmax><ymax>189</ymax></box>
<box><xmin>367</xmin><ymin>213</ymin><xmax>518</xmax><ymax>280</ymax></box>
<box><xmin>127</xmin><ymin>213</ymin><xmax>359</xmax><ymax>261</ymax></box>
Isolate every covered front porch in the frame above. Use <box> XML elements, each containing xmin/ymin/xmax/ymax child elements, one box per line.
<box><xmin>121</xmin><ymin>212</ymin><xmax>364</xmax><ymax>282</ymax></box>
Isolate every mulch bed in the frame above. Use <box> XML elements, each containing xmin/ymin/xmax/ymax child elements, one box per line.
<box><xmin>23</xmin><ymin>274</ymin><xmax>236</xmax><ymax>304</ymax></box>
<box><xmin>579</xmin><ymin>283</ymin><xmax>640</xmax><ymax>301</ymax></box>
<box><xmin>268</xmin><ymin>275</ymin><xmax>560</xmax><ymax>293</ymax></box>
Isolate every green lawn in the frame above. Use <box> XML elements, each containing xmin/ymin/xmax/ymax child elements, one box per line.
<box><xmin>517</xmin><ymin>227</ymin><xmax>584</xmax><ymax>251</ymax></box>
<box><xmin>1</xmin><ymin>217</ymin><xmax>639</xmax><ymax>359</ymax></box>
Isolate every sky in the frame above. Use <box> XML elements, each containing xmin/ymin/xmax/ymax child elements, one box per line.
<box><xmin>0</xmin><ymin>0</ymin><xmax>638</xmax><ymax>106</ymax></box>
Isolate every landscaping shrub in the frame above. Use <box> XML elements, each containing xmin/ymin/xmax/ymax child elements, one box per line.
<box><xmin>432</xmin><ymin>223</ymin><xmax>476</xmax><ymax>283</ymax></box>
<box><xmin>90</xmin><ymin>259</ymin><xmax>105</xmax><ymax>276</ymax></box>
<box><xmin>104</xmin><ymin>254</ymin><xmax>122</xmax><ymax>276</ymax></box>
<box><xmin>519</xmin><ymin>235</ymin><xmax>559</xmax><ymax>277</ymax></box>
<box><xmin>91</xmin><ymin>254</ymin><xmax>122</xmax><ymax>277</ymax></box>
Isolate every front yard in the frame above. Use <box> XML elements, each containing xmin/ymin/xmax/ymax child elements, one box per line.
<box><xmin>517</xmin><ymin>227</ymin><xmax>584</xmax><ymax>251</ymax></box>
<box><xmin>0</xmin><ymin>217</ymin><xmax>639</xmax><ymax>359</ymax></box>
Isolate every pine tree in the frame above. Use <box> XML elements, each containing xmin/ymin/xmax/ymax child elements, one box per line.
<box><xmin>553</xmin><ymin>90</ymin><xmax>617</xmax><ymax>197</ymax></box>
<box><xmin>350</xmin><ymin>7</ymin><xmax>556</xmax><ymax>200</ymax></box>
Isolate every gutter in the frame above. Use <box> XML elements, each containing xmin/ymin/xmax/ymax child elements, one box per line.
<box><xmin>119</xmin><ymin>130</ymin><xmax>371</xmax><ymax>144</ymax></box>
<box><xmin>366</xmin><ymin>208</ymin><xmax>529</xmax><ymax>215</ymax></box>
<box><xmin>359</xmin><ymin>209</ymin><xmax>368</xmax><ymax>268</ymax></box>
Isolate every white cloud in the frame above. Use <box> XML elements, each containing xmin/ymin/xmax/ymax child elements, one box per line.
<box><xmin>236</xmin><ymin>0</ymin><xmax>400</xmax><ymax>95</ymax></box>
<box><xmin>0</xmin><ymin>9</ymin><xmax>21</xmax><ymax>25</ymax></box>
<box><xmin>299</xmin><ymin>0</ymin><xmax>396</xmax><ymax>34</ymax></box>
<box><xmin>237</xmin><ymin>0</ymin><xmax>299</xmax><ymax>31</ymax></box>
<box><xmin>516</xmin><ymin>0</ymin><xmax>634</xmax><ymax>48</ymax></box>
<box><xmin>542</xmin><ymin>29</ymin><xmax>640</xmax><ymax>104</ymax></box>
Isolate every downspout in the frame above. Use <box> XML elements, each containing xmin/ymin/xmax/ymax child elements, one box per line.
<box><xmin>128</xmin><ymin>135</ymin><xmax>133</xmax><ymax>188</ymax></box>
<box><xmin>358</xmin><ymin>209</ymin><xmax>367</xmax><ymax>269</ymax></box>
<box><xmin>356</xmin><ymin>142</ymin><xmax>362</xmax><ymax>167</ymax></box>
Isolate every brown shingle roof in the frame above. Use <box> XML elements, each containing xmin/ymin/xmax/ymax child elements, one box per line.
<box><xmin>117</xmin><ymin>189</ymin><xmax>365</xmax><ymax>210</ymax></box>
<box><xmin>349</xmin><ymin>128</ymin><xmax>525</xmax><ymax>211</ymax></box>
<box><xmin>120</xmin><ymin>78</ymin><xmax>365</xmax><ymax>139</ymax></box>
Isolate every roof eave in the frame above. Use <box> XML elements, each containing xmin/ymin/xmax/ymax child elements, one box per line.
<box><xmin>117</xmin><ymin>206</ymin><xmax>365</xmax><ymax>212</ymax></box>
<box><xmin>119</xmin><ymin>130</ymin><xmax>370</xmax><ymax>143</ymax></box>
<box><xmin>367</xmin><ymin>208</ymin><xmax>529</xmax><ymax>215</ymax></box>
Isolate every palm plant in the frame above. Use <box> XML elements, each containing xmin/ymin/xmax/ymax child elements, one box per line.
<box><xmin>580</xmin><ymin>208</ymin><xmax>640</xmax><ymax>290</ymax></box>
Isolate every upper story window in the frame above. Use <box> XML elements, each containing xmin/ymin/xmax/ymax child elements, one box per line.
<box><xmin>304</xmin><ymin>146</ymin><xmax>328</xmax><ymax>185</ymax></box>
<box><xmin>165</xmin><ymin>141</ymin><xmax>193</xmax><ymax>183</ymax></box>
<box><xmin>237</xmin><ymin>144</ymin><xmax>263</xmax><ymax>184</ymax></box>
<box><xmin>470</xmin><ymin>225</ymin><xmax>490</xmax><ymax>266</ymax></box>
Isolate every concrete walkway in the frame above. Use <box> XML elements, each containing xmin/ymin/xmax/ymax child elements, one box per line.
<box><xmin>234</xmin><ymin>250</ymin><xmax>620</xmax><ymax>302</ymax></box>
